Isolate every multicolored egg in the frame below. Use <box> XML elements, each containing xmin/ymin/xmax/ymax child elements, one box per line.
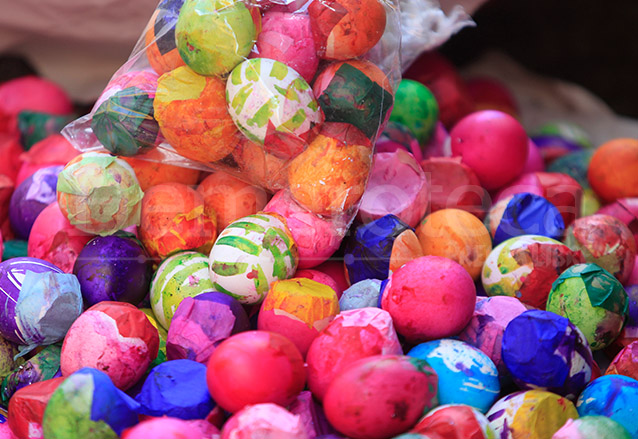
<box><xmin>150</xmin><ymin>251</ymin><xmax>214</xmax><ymax>329</ymax></box>
<box><xmin>412</xmin><ymin>404</ymin><xmax>497</xmax><ymax>439</ymax></box>
<box><xmin>208</xmin><ymin>213</ymin><xmax>298</xmax><ymax>304</ymax></box>
<box><xmin>60</xmin><ymin>302</ymin><xmax>160</xmax><ymax>390</ymax></box>
<box><xmin>176</xmin><ymin>0</ymin><xmax>256</xmax><ymax>76</ymax></box>
<box><xmin>145</xmin><ymin>0</ymin><xmax>186</xmax><ymax>75</ymax></box>
<box><xmin>486</xmin><ymin>390</ymin><xmax>578</xmax><ymax>439</ymax></box>
<box><xmin>597</xmin><ymin>198</ymin><xmax>638</xmax><ymax>252</ymax></box>
<box><xmin>226</xmin><ymin>58</ymin><xmax>323</xmax><ymax>159</ymax></box>
<box><xmin>547</xmin><ymin>263</ymin><xmax>628</xmax><ymax>350</ymax></box>
<box><xmin>408</xmin><ymin>339</ymin><xmax>500</xmax><ymax>413</ymax></box>
<box><xmin>389</xmin><ymin>79</ymin><xmax>438</xmax><ymax>144</ymax></box>
<box><xmin>502</xmin><ymin>310</ymin><xmax>593</xmax><ymax>399</ymax></box>
<box><xmin>1</xmin><ymin>344</ymin><xmax>60</xmax><ymax>405</ymax></box>
<box><xmin>323</xmin><ymin>355</ymin><xmax>439</xmax><ymax>439</ymax></box>
<box><xmin>56</xmin><ymin>152</ymin><xmax>143</xmax><ymax>236</ymax></box>
<box><xmin>552</xmin><ymin>416</ymin><xmax>631</xmax><ymax>439</ymax></box>
<box><xmin>481</xmin><ymin>235</ymin><xmax>585</xmax><ymax>309</ymax></box>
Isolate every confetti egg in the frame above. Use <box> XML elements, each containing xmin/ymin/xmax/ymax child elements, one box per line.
<box><xmin>145</xmin><ymin>0</ymin><xmax>187</xmax><ymax>75</ymax></box>
<box><xmin>258</xmin><ymin>278</ymin><xmax>339</xmax><ymax>356</ymax></box>
<box><xmin>596</xmin><ymin>198</ymin><xmax>638</xmax><ymax>248</ymax></box>
<box><xmin>42</xmin><ymin>368</ymin><xmax>140</xmax><ymax>439</ymax></box>
<box><xmin>407</xmin><ymin>339</ymin><xmax>500</xmax><ymax>413</ymax></box>
<box><xmin>208</xmin><ymin>213</ymin><xmax>298</xmax><ymax>305</ymax></box>
<box><xmin>576</xmin><ymin>375</ymin><xmax>638</xmax><ymax>437</ymax></box>
<box><xmin>226</xmin><ymin>58</ymin><xmax>323</xmax><ymax>159</ymax></box>
<box><xmin>323</xmin><ymin>355</ymin><xmax>439</xmax><ymax>439</ymax></box>
<box><xmin>306</xmin><ymin>307</ymin><xmax>402</xmax><ymax>401</ymax></box>
<box><xmin>123</xmin><ymin>418</ymin><xmax>212</xmax><ymax>439</ymax></box>
<box><xmin>552</xmin><ymin>416</ymin><xmax>631</xmax><ymax>439</ymax></box>
<box><xmin>154</xmin><ymin>66</ymin><xmax>239</xmax><ymax>163</ymax></box>
<box><xmin>565</xmin><ymin>214</ymin><xmax>637</xmax><ymax>285</ymax></box>
<box><xmin>481</xmin><ymin>235</ymin><xmax>585</xmax><ymax>309</ymax></box>
<box><xmin>588</xmin><ymin>138</ymin><xmax>638</xmax><ymax>203</ymax></box>
<box><xmin>56</xmin><ymin>152</ymin><xmax>143</xmax><ymax>236</ymax></box>
<box><xmin>1</xmin><ymin>344</ymin><xmax>60</xmax><ymax>405</ymax></box>
<box><xmin>150</xmin><ymin>251</ymin><xmax>214</xmax><ymax>330</ymax></box>
<box><xmin>221</xmin><ymin>403</ymin><xmax>309</xmax><ymax>439</ymax></box>
<box><xmin>412</xmin><ymin>404</ymin><xmax>497</xmax><ymax>439</ymax></box>
<box><xmin>606</xmin><ymin>341</ymin><xmax>638</xmax><ymax>380</ymax></box>
<box><xmin>0</xmin><ymin>257</ymin><xmax>82</xmax><ymax>347</ymax></box>
<box><xmin>60</xmin><ymin>302</ymin><xmax>160</xmax><ymax>390</ymax></box>
<box><xmin>308</xmin><ymin>0</ymin><xmax>386</xmax><ymax>60</ymax></box>
<box><xmin>176</xmin><ymin>0</ymin><xmax>256</xmax><ymax>76</ymax></box>
<box><xmin>389</xmin><ymin>79</ymin><xmax>439</xmax><ymax>144</ymax></box>
<box><xmin>139</xmin><ymin>183</ymin><xmax>218</xmax><ymax>260</ymax></box>
<box><xmin>486</xmin><ymin>390</ymin><xmax>578</xmax><ymax>439</ymax></box>
<box><xmin>502</xmin><ymin>310</ymin><xmax>593</xmax><ymax>399</ymax></box>
<box><xmin>206</xmin><ymin>331</ymin><xmax>306</xmax><ymax>412</ymax></box>
<box><xmin>8</xmin><ymin>377</ymin><xmax>64</xmax><ymax>439</ymax></box>
<box><xmin>416</xmin><ymin>209</ymin><xmax>492</xmax><ymax>281</ymax></box>
<box><xmin>547</xmin><ymin>263</ymin><xmax>628</xmax><ymax>350</ymax></box>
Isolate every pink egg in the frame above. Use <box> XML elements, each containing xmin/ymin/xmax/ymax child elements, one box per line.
<box><xmin>122</xmin><ymin>418</ymin><xmax>210</xmax><ymax>439</ymax></box>
<box><xmin>306</xmin><ymin>308</ymin><xmax>402</xmax><ymax>401</ymax></box>
<box><xmin>358</xmin><ymin>150</ymin><xmax>429</xmax><ymax>228</ymax></box>
<box><xmin>60</xmin><ymin>301</ymin><xmax>160</xmax><ymax>390</ymax></box>
<box><xmin>522</xmin><ymin>139</ymin><xmax>545</xmax><ymax>174</ymax></box>
<box><xmin>221</xmin><ymin>403</ymin><xmax>308</xmax><ymax>439</ymax></box>
<box><xmin>27</xmin><ymin>202</ymin><xmax>93</xmax><ymax>273</ymax></box>
<box><xmin>16</xmin><ymin>134</ymin><xmax>80</xmax><ymax>187</ymax></box>
<box><xmin>381</xmin><ymin>256</ymin><xmax>476</xmax><ymax>342</ymax></box>
<box><xmin>323</xmin><ymin>355</ymin><xmax>439</xmax><ymax>439</ymax></box>
<box><xmin>253</xmin><ymin>11</ymin><xmax>318</xmax><ymax>83</ymax></box>
<box><xmin>264</xmin><ymin>190</ymin><xmax>342</xmax><ymax>269</ymax></box>
<box><xmin>450</xmin><ymin>110</ymin><xmax>529</xmax><ymax>190</ymax></box>
<box><xmin>295</xmin><ymin>269</ymin><xmax>339</xmax><ymax>292</ymax></box>
<box><xmin>0</xmin><ymin>423</ymin><xmax>16</xmax><ymax>439</ymax></box>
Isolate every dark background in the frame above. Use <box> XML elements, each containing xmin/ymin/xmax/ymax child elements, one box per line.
<box><xmin>439</xmin><ymin>0</ymin><xmax>638</xmax><ymax>119</ymax></box>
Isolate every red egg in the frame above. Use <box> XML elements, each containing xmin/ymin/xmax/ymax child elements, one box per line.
<box><xmin>323</xmin><ymin>355</ymin><xmax>439</xmax><ymax>439</ymax></box>
<box><xmin>206</xmin><ymin>331</ymin><xmax>306</xmax><ymax>413</ymax></box>
<box><xmin>8</xmin><ymin>377</ymin><xmax>65</xmax><ymax>439</ymax></box>
<box><xmin>0</xmin><ymin>175</ymin><xmax>13</xmax><ymax>239</ymax></box>
<box><xmin>0</xmin><ymin>133</ymin><xmax>22</xmax><ymax>184</ymax></box>
<box><xmin>450</xmin><ymin>110</ymin><xmax>528</xmax><ymax>191</ymax></box>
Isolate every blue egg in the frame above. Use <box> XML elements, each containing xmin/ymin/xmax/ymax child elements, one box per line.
<box><xmin>408</xmin><ymin>339</ymin><xmax>500</xmax><ymax>413</ymax></box>
<box><xmin>576</xmin><ymin>375</ymin><xmax>638</xmax><ymax>437</ymax></box>
<box><xmin>339</xmin><ymin>279</ymin><xmax>383</xmax><ymax>311</ymax></box>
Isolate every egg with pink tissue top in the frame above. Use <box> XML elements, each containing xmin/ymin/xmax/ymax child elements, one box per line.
<box><xmin>122</xmin><ymin>417</ymin><xmax>214</xmax><ymax>439</ymax></box>
<box><xmin>450</xmin><ymin>110</ymin><xmax>529</xmax><ymax>190</ymax></box>
<box><xmin>221</xmin><ymin>403</ymin><xmax>309</xmax><ymax>439</ymax></box>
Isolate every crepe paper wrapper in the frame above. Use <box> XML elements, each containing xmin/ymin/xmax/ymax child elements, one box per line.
<box><xmin>166</xmin><ymin>292</ymin><xmax>249</xmax><ymax>364</ymax></box>
<box><xmin>60</xmin><ymin>301</ymin><xmax>160</xmax><ymax>391</ymax></box>
<box><xmin>482</xmin><ymin>235</ymin><xmax>585</xmax><ymax>309</ymax></box>
<box><xmin>17</xmin><ymin>111</ymin><xmax>74</xmax><ymax>152</ymax></box>
<box><xmin>413</xmin><ymin>404</ymin><xmax>496</xmax><ymax>439</ymax></box>
<box><xmin>56</xmin><ymin>152</ymin><xmax>143</xmax><ymax>236</ymax></box>
<box><xmin>150</xmin><ymin>251</ymin><xmax>215</xmax><ymax>330</ymax></box>
<box><xmin>15</xmin><ymin>135</ymin><xmax>80</xmax><ymax>188</ymax></box>
<box><xmin>306</xmin><ymin>308</ymin><xmax>402</xmax><ymax>401</ymax></box>
<box><xmin>221</xmin><ymin>403</ymin><xmax>308</xmax><ymax>439</ymax></box>
<box><xmin>289</xmin><ymin>391</ymin><xmax>339</xmax><ymax>439</ymax></box>
<box><xmin>74</xmin><ymin>235</ymin><xmax>152</xmax><ymax>307</ymax></box>
<box><xmin>408</xmin><ymin>339</ymin><xmax>499</xmax><ymax>413</ymax></box>
<box><xmin>1</xmin><ymin>344</ymin><xmax>60</xmax><ymax>406</ymax></box>
<box><xmin>358</xmin><ymin>150</ymin><xmax>428</xmax><ymax>228</ymax></box>
<box><xmin>9</xmin><ymin>166</ymin><xmax>62</xmax><ymax>240</ymax></box>
<box><xmin>264</xmin><ymin>190</ymin><xmax>343</xmax><ymax>269</ymax></box>
<box><xmin>42</xmin><ymin>368</ymin><xmax>140</xmax><ymax>439</ymax></box>
<box><xmin>565</xmin><ymin>214</ymin><xmax>637</xmax><ymax>285</ymax></box>
<box><xmin>344</xmin><ymin>215</ymin><xmax>411</xmax><ymax>285</ymax></box>
<box><xmin>487</xmin><ymin>192</ymin><xmax>565</xmax><ymax>246</ymax></box>
<box><xmin>457</xmin><ymin>296</ymin><xmax>528</xmax><ymax>383</ymax></box>
<box><xmin>258</xmin><ymin>278</ymin><xmax>339</xmax><ymax>356</ymax></box>
<box><xmin>27</xmin><ymin>202</ymin><xmax>93</xmax><ymax>274</ymax></box>
<box><xmin>553</xmin><ymin>416</ymin><xmax>631</xmax><ymax>439</ymax></box>
<box><xmin>8</xmin><ymin>377</ymin><xmax>64</xmax><ymax>439</ymax></box>
<box><xmin>486</xmin><ymin>390</ymin><xmax>578</xmax><ymax>439</ymax></box>
<box><xmin>206</xmin><ymin>331</ymin><xmax>306</xmax><ymax>413</ymax></box>
<box><xmin>576</xmin><ymin>375</ymin><xmax>638</xmax><ymax>438</ymax></box>
<box><xmin>122</xmin><ymin>417</ymin><xmax>213</xmax><ymax>439</ymax></box>
<box><xmin>547</xmin><ymin>263</ymin><xmax>629</xmax><ymax>351</ymax></box>
<box><xmin>420</xmin><ymin>156</ymin><xmax>488</xmax><ymax>220</ymax></box>
<box><xmin>140</xmin><ymin>308</ymin><xmax>168</xmax><ymax>371</ymax></box>
<box><xmin>208</xmin><ymin>213</ymin><xmax>298</xmax><ymax>305</ymax></box>
<box><xmin>502</xmin><ymin>310</ymin><xmax>594</xmax><ymax>399</ymax></box>
<box><xmin>1</xmin><ymin>241</ymin><xmax>27</xmax><ymax>261</ymax></box>
<box><xmin>382</xmin><ymin>256</ymin><xmax>476</xmax><ymax>343</ymax></box>
<box><xmin>597</xmin><ymin>198</ymin><xmax>638</xmax><ymax>249</ymax></box>
<box><xmin>339</xmin><ymin>279</ymin><xmax>383</xmax><ymax>312</ymax></box>
<box><xmin>495</xmin><ymin>172</ymin><xmax>584</xmax><ymax>227</ymax></box>
<box><xmin>135</xmin><ymin>359</ymin><xmax>216</xmax><ymax>420</ymax></box>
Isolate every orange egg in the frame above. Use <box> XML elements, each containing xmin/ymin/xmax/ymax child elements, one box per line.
<box><xmin>123</xmin><ymin>156</ymin><xmax>200</xmax><ymax>191</ymax></box>
<box><xmin>232</xmin><ymin>138</ymin><xmax>288</xmax><ymax>191</ymax></box>
<box><xmin>416</xmin><ymin>208</ymin><xmax>492</xmax><ymax>280</ymax></box>
<box><xmin>588</xmin><ymin>138</ymin><xmax>638</xmax><ymax>203</ymax></box>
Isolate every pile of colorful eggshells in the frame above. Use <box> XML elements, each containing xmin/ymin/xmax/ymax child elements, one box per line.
<box><xmin>1</xmin><ymin>1</ymin><xmax>638</xmax><ymax>438</ymax></box>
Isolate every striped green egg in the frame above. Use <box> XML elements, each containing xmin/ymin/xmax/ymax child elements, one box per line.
<box><xmin>208</xmin><ymin>213</ymin><xmax>298</xmax><ymax>304</ymax></box>
<box><xmin>149</xmin><ymin>251</ymin><xmax>214</xmax><ymax>330</ymax></box>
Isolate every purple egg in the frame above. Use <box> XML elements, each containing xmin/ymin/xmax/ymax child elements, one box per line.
<box><xmin>0</xmin><ymin>257</ymin><xmax>63</xmax><ymax>344</ymax></box>
<box><xmin>9</xmin><ymin>165</ymin><xmax>63</xmax><ymax>240</ymax></box>
<box><xmin>73</xmin><ymin>235</ymin><xmax>153</xmax><ymax>307</ymax></box>
<box><xmin>166</xmin><ymin>292</ymin><xmax>250</xmax><ymax>364</ymax></box>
